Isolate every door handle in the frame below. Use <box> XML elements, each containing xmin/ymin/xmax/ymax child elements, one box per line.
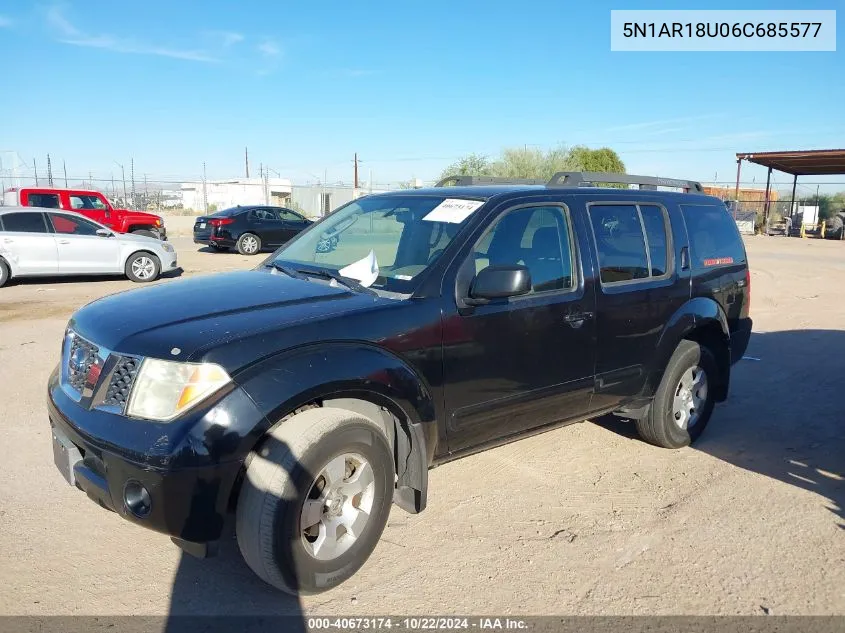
<box><xmin>680</xmin><ymin>246</ymin><xmax>690</xmax><ymax>271</ymax></box>
<box><xmin>58</xmin><ymin>239</ymin><xmax>71</xmax><ymax>244</ymax></box>
<box><xmin>563</xmin><ymin>311</ymin><xmax>594</xmax><ymax>327</ymax></box>
<box><xmin>2</xmin><ymin>238</ymin><xmax>12</xmax><ymax>243</ymax></box>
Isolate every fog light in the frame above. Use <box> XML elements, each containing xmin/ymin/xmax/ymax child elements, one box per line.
<box><xmin>123</xmin><ymin>480</ymin><xmax>152</xmax><ymax>518</ymax></box>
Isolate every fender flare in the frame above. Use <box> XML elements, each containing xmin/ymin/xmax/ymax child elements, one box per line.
<box><xmin>234</xmin><ymin>342</ymin><xmax>436</xmax><ymax>512</ymax></box>
<box><xmin>645</xmin><ymin>297</ymin><xmax>730</xmax><ymax>399</ymax></box>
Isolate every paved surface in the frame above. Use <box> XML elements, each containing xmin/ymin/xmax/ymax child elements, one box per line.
<box><xmin>0</xmin><ymin>234</ymin><xmax>843</xmax><ymax>617</ymax></box>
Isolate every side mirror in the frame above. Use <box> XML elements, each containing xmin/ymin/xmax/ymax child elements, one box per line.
<box><xmin>468</xmin><ymin>265</ymin><xmax>531</xmax><ymax>304</ymax></box>
<box><xmin>96</xmin><ymin>228</ymin><xmax>113</xmax><ymax>237</ymax></box>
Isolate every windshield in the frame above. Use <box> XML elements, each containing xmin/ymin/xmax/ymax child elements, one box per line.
<box><xmin>269</xmin><ymin>195</ymin><xmax>485</xmax><ymax>293</ymax></box>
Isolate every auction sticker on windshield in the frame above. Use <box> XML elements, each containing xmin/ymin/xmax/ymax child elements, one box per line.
<box><xmin>422</xmin><ymin>199</ymin><xmax>485</xmax><ymax>224</ymax></box>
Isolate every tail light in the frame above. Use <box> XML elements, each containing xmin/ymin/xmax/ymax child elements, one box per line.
<box><xmin>745</xmin><ymin>268</ymin><xmax>751</xmax><ymax>315</ymax></box>
<box><xmin>209</xmin><ymin>218</ymin><xmax>234</xmax><ymax>227</ymax></box>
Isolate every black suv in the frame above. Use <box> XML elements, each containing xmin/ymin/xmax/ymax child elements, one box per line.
<box><xmin>193</xmin><ymin>205</ymin><xmax>313</xmax><ymax>255</ymax></box>
<box><xmin>48</xmin><ymin>172</ymin><xmax>752</xmax><ymax>594</ymax></box>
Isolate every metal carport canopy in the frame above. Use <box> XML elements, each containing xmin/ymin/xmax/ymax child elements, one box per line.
<box><xmin>734</xmin><ymin>149</ymin><xmax>845</xmax><ymax>224</ymax></box>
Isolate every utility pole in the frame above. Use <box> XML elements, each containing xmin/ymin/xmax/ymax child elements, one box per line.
<box><xmin>46</xmin><ymin>154</ymin><xmax>53</xmax><ymax>186</ymax></box>
<box><xmin>63</xmin><ymin>160</ymin><xmax>68</xmax><ymax>187</ymax></box>
<box><xmin>130</xmin><ymin>158</ymin><xmax>136</xmax><ymax>208</ymax></box>
<box><xmin>111</xmin><ymin>173</ymin><xmax>115</xmax><ymax>198</ymax></box>
<box><xmin>33</xmin><ymin>158</ymin><xmax>38</xmax><ymax>186</ymax></box>
<box><xmin>144</xmin><ymin>173</ymin><xmax>148</xmax><ymax>209</ymax></box>
<box><xmin>353</xmin><ymin>153</ymin><xmax>359</xmax><ymax>189</ymax></box>
<box><xmin>245</xmin><ymin>147</ymin><xmax>250</xmax><ymax>178</ymax></box>
<box><xmin>202</xmin><ymin>162</ymin><xmax>208</xmax><ymax>213</ymax></box>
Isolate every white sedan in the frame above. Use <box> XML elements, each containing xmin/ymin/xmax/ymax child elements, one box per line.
<box><xmin>0</xmin><ymin>207</ymin><xmax>178</xmax><ymax>287</ymax></box>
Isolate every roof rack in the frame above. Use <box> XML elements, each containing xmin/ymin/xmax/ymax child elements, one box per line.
<box><xmin>547</xmin><ymin>171</ymin><xmax>703</xmax><ymax>193</ymax></box>
<box><xmin>434</xmin><ymin>175</ymin><xmax>548</xmax><ymax>187</ymax></box>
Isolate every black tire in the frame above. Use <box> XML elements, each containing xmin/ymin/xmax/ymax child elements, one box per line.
<box><xmin>132</xmin><ymin>229</ymin><xmax>158</xmax><ymax>238</ymax></box>
<box><xmin>124</xmin><ymin>251</ymin><xmax>161</xmax><ymax>283</ymax></box>
<box><xmin>236</xmin><ymin>408</ymin><xmax>394</xmax><ymax>595</ymax></box>
<box><xmin>635</xmin><ymin>340</ymin><xmax>718</xmax><ymax>449</ymax></box>
<box><xmin>827</xmin><ymin>214</ymin><xmax>844</xmax><ymax>240</ymax></box>
<box><xmin>0</xmin><ymin>258</ymin><xmax>9</xmax><ymax>288</ymax></box>
<box><xmin>237</xmin><ymin>233</ymin><xmax>262</xmax><ymax>255</ymax></box>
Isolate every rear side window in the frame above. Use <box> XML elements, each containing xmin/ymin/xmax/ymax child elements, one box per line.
<box><xmin>588</xmin><ymin>203</ymin><xmax>672</xmax><ymax>284</ymax></box>
<box><xmin>681</xmin><ymin>204</ymin><xmax>746</xmax><ymax>268</ymax></box>
<box><xmin>2</xmin><ymin>212</ymin><xmax>49</xmax><ymax>233</ymax></box>
<box><xmin>27</xmin><ymin>193</ymin><xmax>60</xmax><ymax>209</ymax></box>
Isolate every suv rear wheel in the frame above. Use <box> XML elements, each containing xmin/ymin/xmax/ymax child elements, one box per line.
<box><xmin>635</xmin><ymin>340</ymin><xmax>717</xmax><ymax>448</ymax></box>
<box><xmin>236</xmin><ymin>407</ymin><xmax>394</xmax><ymax>594</ymax></box>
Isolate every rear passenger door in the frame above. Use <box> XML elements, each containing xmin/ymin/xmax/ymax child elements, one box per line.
<box><xmin>0</xmin><ymin>212</ymin><xmax>59</xmax><ymax>275</ymax></box>
<box><xmin>586</xmin><ymin>200</ymin><xmax>691</xmax><ymax>410</ymax></box>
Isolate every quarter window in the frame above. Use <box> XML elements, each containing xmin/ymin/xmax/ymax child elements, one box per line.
<box><xmin>681</xmin><ymin>204</ymin><xmax>746</xmax><ymax>268</ymax></box>
<box><xmin>589</xmin><ymin>203</ymin><xmax>671</xmax><ymax>284</ymax></box>
<box><xmin>471</xmin><ymin>205</ymin><xmax>574</xmax><ymax>293</ymax></box>
<box><xmin>2</xmin><ymin>212</ymin><xmax>49</xmax><ymax>233</ymax></box>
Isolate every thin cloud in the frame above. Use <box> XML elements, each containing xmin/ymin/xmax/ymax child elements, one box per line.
<box><xmin>45</xmin><ymin>4</ymin><xmax>219</xmax><ymax>63</ymax></box>
<box><xmin>606</xmin><ymin>113</ymin><xmax>726</xmax><ymax>133</ymax></box>
<box><xmin>207</xmin><ymin>30</ymin><xmax>244</xmax><ymax>47</ymax></box>
<box><xmin>258</xmin><ymin>40</ymin><xmax>281</xmax><ymax>57</ymax></box>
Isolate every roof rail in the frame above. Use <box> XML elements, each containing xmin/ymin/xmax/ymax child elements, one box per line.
<box><xmin>435</xmin><ymin>175</ymin><xmax>547</xmax><ymax>187</ymax></box>
<box><xmin>547</xmin><ymin>172</ymin><xmax>703</xmax><ymax>193</ymax></box>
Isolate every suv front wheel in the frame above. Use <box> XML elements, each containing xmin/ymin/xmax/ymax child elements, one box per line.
<box><xmin>236</xmin><ymin>407</ymin><xmax>394</xmax><ymax>594</ymax></box>
<box><xmin>635</xmin><ymin>340</ymin><xmax>717</xmax><ymax>448</ymax></box>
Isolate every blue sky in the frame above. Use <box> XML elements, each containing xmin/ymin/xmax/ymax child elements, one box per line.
<box><xmin>0</xmin><ymin>0</ymin><xmax>842</xmax><ymax>192</ymax></box>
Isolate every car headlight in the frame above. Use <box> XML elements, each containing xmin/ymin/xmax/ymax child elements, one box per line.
<box><xmin>161</xmin><ymin>242</ymin><xmax>175</xmax><ymax>253</ymax></box>
<box><xmin>155</xmin><ymin>218</ymin><xmax>162</xmax><ymax>226</ymax></box>
<box><xmin>126</xmin><ymin>359</ymin><xmax>231</xmax><ymax>421</ymax></box>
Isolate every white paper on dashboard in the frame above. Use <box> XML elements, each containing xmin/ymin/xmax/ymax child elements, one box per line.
<box><xmin>338</xmin><ymin>249</ymin><xmax>379</xmax><ymax>287</ymax></box>
<box><xmin>422</xmin><ymin>198</ymin><xmax>485</xmax><ymax>224</ymax></box>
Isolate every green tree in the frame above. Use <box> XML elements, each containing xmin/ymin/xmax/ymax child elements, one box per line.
<box><xmin>439</xmin><ymin>153</ymin><xmax>493</xmax><ymax>180</ymax></box>
<box><xmin>440</xmin><ymin>145</ymin><xmax>626</xmax><ymax>183</ymax></box>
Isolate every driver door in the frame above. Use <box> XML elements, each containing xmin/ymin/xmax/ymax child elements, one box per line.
<box><xmin>47</xmin><ymin>213</ymin><xmax>122</xmax><ymax>274</ymax></box>
<box><xmin>442</xmin><ymin>203</ymin><xmax>596</xmax><ymax>452</ymax></box>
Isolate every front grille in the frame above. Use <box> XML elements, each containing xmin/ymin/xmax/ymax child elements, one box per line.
<box><xmin>103</xmin><ymin>356</ymin><xmax>140</xmax><ymax>410</ymax></box>
<box><xmin>67</xmin><ymin>336</ymin><xmax>99</xmax><ymax>393</ymax></box>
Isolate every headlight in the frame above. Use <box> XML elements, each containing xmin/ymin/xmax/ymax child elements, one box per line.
<box><xmin>161</xmin><ymin>242</ymin><xmax>175</xmax><ymax>253</ymax></box>
<box><xmin>126</xmin><ymin>359</ymin><xmax>231</xmax><ymax>421</ymax></box>
<box><xmin>155</xmin><ymin>218</ymin><xmax>162</xmax><ymax>226</ymax></box>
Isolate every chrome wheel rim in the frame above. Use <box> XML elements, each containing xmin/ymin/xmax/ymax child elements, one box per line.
<box><xmin>300</xmin><ymin>452</ymin><xmax>375</xmax><ymax>561</ymax></box>
<box><xmin>242</xmin><ymin>235</ymin><xmax>259</xmax><ymax>253</ymax></box>
<box><xmin>131</xmin><ymin>256</ymin><xmax>156</xmax><ymax>279</ymax></box>
<box><xmin>672</xmin><ymin>365</ymin><xmax>708</xmax><ymax>429</ymax></box>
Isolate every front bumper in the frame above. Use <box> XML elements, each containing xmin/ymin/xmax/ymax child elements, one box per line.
<box><xmin>47</xmin><ymin>367</ymin><xmax>264</xmax><ymax>543</ymax></box>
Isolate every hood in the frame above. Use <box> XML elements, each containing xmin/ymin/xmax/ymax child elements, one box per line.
<box><xmin>69</xmin><ymin>270</ymin><xmax>386</xmax><ymax>361</ymax></box>
<box><xmin>114</xmin><ymin>207</ymin><xmax>162</xmax><ymax>222</ymax></box>
<box><xmin>114</xmin><ymin>232</ymin><xmax>166</xmax><ymax>247</ymax></box>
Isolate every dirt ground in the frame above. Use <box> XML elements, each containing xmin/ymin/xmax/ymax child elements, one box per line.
<box><xmin>0</xmin><ymin>233</ymin><xmax>843</xmax><ymax>617</ymax></box>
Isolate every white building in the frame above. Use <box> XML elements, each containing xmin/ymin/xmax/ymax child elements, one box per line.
<box><xmin>290</xmin><ymin>184</ymin><xmax>389</xmax><ymax>219</ymax></box>
<box><xmin>181</xmin><ymin>177</ymin><xmax>292</xmax><ymax>212</ymax></box>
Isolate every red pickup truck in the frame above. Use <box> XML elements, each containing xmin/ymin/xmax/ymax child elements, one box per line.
<box><xmin>3</xmin><ymin>186</ymin><xmax>166</xmax><ymax>239</ymax></box>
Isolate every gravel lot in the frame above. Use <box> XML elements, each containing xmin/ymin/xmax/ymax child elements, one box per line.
<box><xmin>0</xmin><ymin>232</ymin><xmax>843</xmax><ymax>617</ymax></box>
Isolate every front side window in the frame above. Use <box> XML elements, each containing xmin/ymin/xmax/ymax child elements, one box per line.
<box><xmin>589</xmin><ymin>203</ymin><xmax>672</xmax><ymax>284</ymax></box>
<box><xmin>49</xmin><ymin>213</ymin><xmax>101</xmax><ymax>236</ymax></box>
<box><xmin>279</xmin><ymin>209</ymin><xmax>303</xmax><ymax>222</ymax></box>
<box><xmin>69</xmin><ymin>195</ymin><xmax>108</xmax><ymax>210</ymax></box>
<box><xmin>26</xmin><ymin>193</ymin><xmax>60</xmax><ymax>209</ymax></box>
<box><xmin>272</xmin><ymin>195</ymin><xmax>482</xmax><ymax>293</ymax></box>
<box><xmin>2</xmin><ymin>212</ymin><xmax>48</xmax><ymax>233</ymax></box>
<box><xmin>471</xmin><ymin>205</ymin><xmax>574</xmax><ymax>293</ymax></box>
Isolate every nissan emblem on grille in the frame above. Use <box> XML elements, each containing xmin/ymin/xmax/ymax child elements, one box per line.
<box><xmin>67</xmin><ymin>336</ymin><xmax>99</xmax><ymax>394</ymax></box>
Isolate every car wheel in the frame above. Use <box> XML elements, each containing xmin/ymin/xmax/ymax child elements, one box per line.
<box><xmin>125</xmin><ymin>252</ymin><xmax>161</xmax><ymax>283</ymax></box>
<box><xmin>635</xmin><ymin>340</ymin><xmax>717</xmax><ymax>448</ymax></box>
<box><xmin>237</xmin><ymin>233</ymin><xmax>261</xmax><ymax>255</ymax></box>
<box><xmin>0</xmin><ymin>258</ymin><xmax>9</xmax><ymax>288</ymax></box>
<box><xmin>236</xmin><ymin>407</ymin><xmax>394</xmax><ymax>595</ymax></box>
<box><xmin>132</xmin><ymin>229</ymin><xmax>158</xmax><ymax>238</ymax></box>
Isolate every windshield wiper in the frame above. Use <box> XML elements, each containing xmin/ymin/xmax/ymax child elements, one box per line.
<box><xmin>295</xmin><ymin>268</ymin><xmax>378</xmax><ymax>296</ymax></box>
<box><xmin>270</xmin><ymin>262</ymin><xmax>307</xmax><ymax>280</ymax></box>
